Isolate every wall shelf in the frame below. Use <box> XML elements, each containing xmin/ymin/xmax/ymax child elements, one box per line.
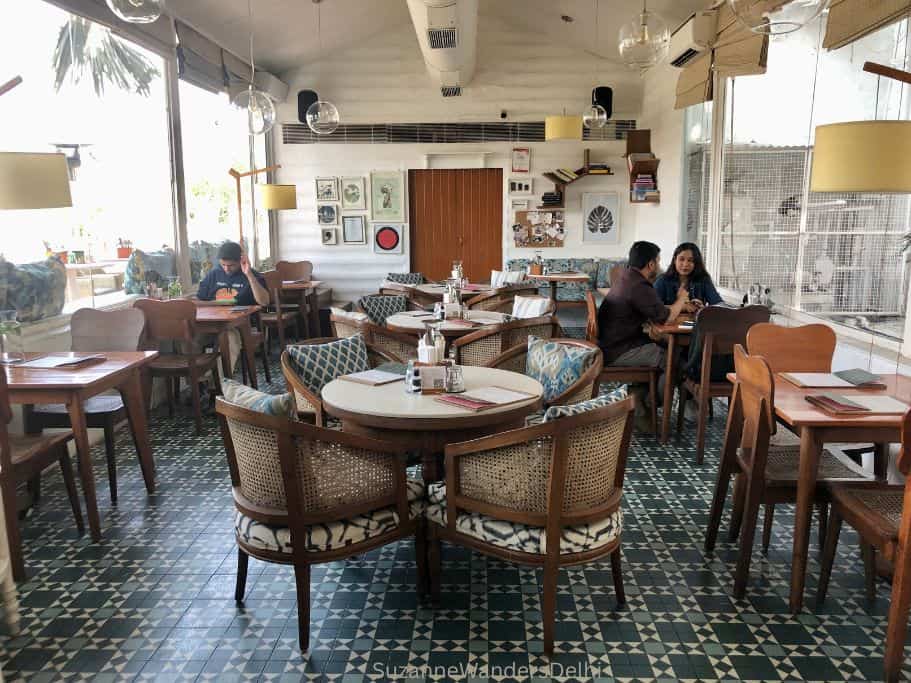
<box><xmin>538</xmin><ymin>149</ymin><xmax>613</xmax><ymax>209</ymax></box>
<box><xmin>626</xmin><ymin>129</ymin><xmax>660</xmax><ymax>204</ymax></box>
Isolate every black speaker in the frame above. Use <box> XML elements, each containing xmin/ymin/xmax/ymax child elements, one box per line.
<box><xmin>297</xmin><ymin>90</ymin><xmax>319</xmax><ymax>122</ymax></box>
<box><xmin>592</xmin><ymin>86</ymin><xmax>613</xmax><ymax>119</ymax></box>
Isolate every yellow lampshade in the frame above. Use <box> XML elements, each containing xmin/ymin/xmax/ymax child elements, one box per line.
<box><xmin>811</xmin><ymin>121</ymin><xmax>911</xmax><ymax>193</ymax></box>
<box><xmin>260</xmin><ymin>184</ymin><xmax>297</xmax><ymax>210</ymax></box>
<box><xmin>0</xmin><ymin>152</ymin><xmax>72</xmax><ymax>209</ymax></box>
<box><xmin>545</xmin><ymin>115</ymin><xmax>583</xmax><ymax>141</ymax></box>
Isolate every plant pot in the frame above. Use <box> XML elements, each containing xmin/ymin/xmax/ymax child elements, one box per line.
<box><xmin>529</xmin><ymin>264</ymin><xmax>543</xmax><ymax>275</ymax></box>
<box><xmin>117</xmin><ymin>247</ymin><xmax>133</xmax><ymax>259</ymax></box>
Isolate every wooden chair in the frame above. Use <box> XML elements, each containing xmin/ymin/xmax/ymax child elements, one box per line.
<box><xmin>487</xmin><ymin>338</ymin><xmax>603</xmax><ymax>409</ymax></box>
<box><xmin>465</xmin><ymin>284</ymin><xmax>540</xmax><ymax>313</ymax></box>
<box><xmin>427</xmin><ymin>398</ymin><xmax>635</xmax><ymax>655</ymax></box>
<box><xmin>238</xmin><ymin>327</ymin><xmax>272</xmax><ymax>387</ymax></box>
<box><xmin>281</xmin><ymin>336</ymin><xmax>401</xmax><ymax>426</ymax></box>
<box><xmin>746</xmin><ymin>322</ymin><xmax>837</xmax><ymax>551</ymax></box>
<box><xmin>260</xmin><ymin>270</ymin><xmax>300</xmax><ymax>353</ymax></box>
<box><xmin>217</xmin><ymin>399</ymin><xmax>425</xmax><ymax>653</ymax></box>
<box><xmin>23</xmin><ymin>307</ymin><xmax>146</xmax><ymax>504</ymax></box>
<box><xmin>1</xmin><ymin>368</ymin><xmax>84</xmax><ymax>581</ymax></box>
<box><xmin>330</xmin><ymin>314</ymin><xmax>419</xmax><ymax>361</ymax></box>
<box><xmin>452</xmin><ymin>316</ymin><xmax>559</xmax><ymax>367</ymax></box>
<box><xmin>704</xmin><ymin>346</ymin><xmax>871</xmax><ymax>598</ymax></box>
<box><xmin>584</xmin><ymin>291</ymin><xmax>658</xmax><ymax>436</ymax></box>
<box><xmin>133</xmin><ymin>298</ymin><xmax>223</xmax><ymax>435</ymax></box>
<box><xmin>676</xmin><ymin>305</ymin><xmax>771</xmax><ymax>463</ymax></box>
<box><xmin>816</xmin><ymin>409</ymin><xmax>911</xmax><ymax>683</ymax></box>
<box><xmin>275</xmin><ymin>260</ymin><xmax>314</xmax><ymax>333</ymax></box>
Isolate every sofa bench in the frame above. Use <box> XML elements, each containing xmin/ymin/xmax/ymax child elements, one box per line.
<box><xmin>505</xmin><ymin>257</ymin><xmax>627</xmax><ymax>304</ymax></box>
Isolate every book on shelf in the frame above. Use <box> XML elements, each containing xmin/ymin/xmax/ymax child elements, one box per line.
<box><xmin>804</xmin><ymin>392</ymin><xmax>909</xmax><ymax>416</ymax></box>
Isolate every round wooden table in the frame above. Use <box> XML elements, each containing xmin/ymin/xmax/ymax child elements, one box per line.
<box><xmin>385</xmin><ymin>310</ymin><xmax>508</xmax><ymax>340</ymax></box>
<box><xmin>412</xmin><ymin>283</ymin><xmax>494</xmax><ymax>302</ymax></box>
<box><xmin>322</xmin><ymin>366</ymin><xmax>543</xmax><ymax>480</ymax></box>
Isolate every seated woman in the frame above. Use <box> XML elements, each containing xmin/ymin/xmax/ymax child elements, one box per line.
<box><xmin>653</xmin><ymin>242</ymin><xmax>722</xmax><ymax>310</ymax></box>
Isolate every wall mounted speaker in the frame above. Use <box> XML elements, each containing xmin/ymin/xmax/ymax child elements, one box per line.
<box><xmin>592</xmin><ymin>86</ymin><xmax>613</xmax><ymax>119</ymax></box>
<box><xmin>297</xmin><ymin>90</ymin><xmax>319</xmax><ymax>123</ymax></box>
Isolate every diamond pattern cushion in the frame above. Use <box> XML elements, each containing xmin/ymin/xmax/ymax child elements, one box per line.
<box><xmin>287</xmin><ymin>334</ymin><xmax>370</xmax><ymax>395</ymax></box>
<box><xmin>386</xmin><ymin>272</ymin><xmax>425</xmax><ymax>285</ymax></box>
<box><xmin>426</xmin><ymin>483</ymin><xmax>621</xmax><ymax>554</ymax></box>
<box><xmin>525</xmin><ymin>336</ymin><xmax>599</xmax><ymax>403</ymax></box>
<box><xmin>234</xmin><ymin>478</ymin><xmax>426</xmax><ymax>553</ymax></box>
<box><xmin>358</xmin><ymin>295</ymin><xmax>408</xmax><ymax>324</ymax></box>
<box><xmin>543</xmin><ymin>385</ymin><xmax>629</xmax><ymax>422</ymax></box>
<box><xmin>221</xmin><ymin>379</ymin><xmax>296</xmax><ymax>419</ymax></box>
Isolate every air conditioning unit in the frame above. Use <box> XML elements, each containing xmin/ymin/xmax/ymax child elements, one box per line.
<box><xmin>669</xmin><ymin>10</ymin><xmax>718</xmax><ymax>68</ymax></box>
<box><xmin>406</xmin><ymin>0</ymin><xmax>478</xmax><ymax>93</ymax></box>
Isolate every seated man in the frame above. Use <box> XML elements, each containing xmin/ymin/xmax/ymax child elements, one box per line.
<box><xmin>598</xmin><ymin>241</ymin><xmax>689</xmax><ymax>423</ymax></box>
<box><xmin>196</xmin><ymin>241</ymin><xmax>270</xmax><ymax>306</ymax></box>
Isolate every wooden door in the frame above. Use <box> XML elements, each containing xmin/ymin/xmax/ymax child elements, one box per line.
<box><xmin>408</xmin><ymin>169</ymin><xmax>503</xmax><ymax>282</ymax></box>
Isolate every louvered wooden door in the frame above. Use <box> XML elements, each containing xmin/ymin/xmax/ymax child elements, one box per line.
<box><xmin>408</xmin><ymin>169</ymin><xmax>503</xmax><ymax>282</ymax></box>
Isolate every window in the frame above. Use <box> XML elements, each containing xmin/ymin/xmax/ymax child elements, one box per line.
<box><xmin>0</xmin><ymin>1</ymin><xmax>175</xmax><ymax>310</ymax></box>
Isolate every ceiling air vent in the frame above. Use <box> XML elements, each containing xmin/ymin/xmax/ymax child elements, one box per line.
<box><xmin>441</xmin><ymin>86</ymin><xmax>462</xmax><ymax>97</ymax></box>
<box><xmin>427</xmin><ymin>27</ymin><xmax>458</xmax><ymax>49</ymax></box>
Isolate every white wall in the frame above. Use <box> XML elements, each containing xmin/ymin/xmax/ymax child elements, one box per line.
<box><xmin>273</xmin><ymin>14</ymin><xmax>677</xmax><ymax>304</ymax></box>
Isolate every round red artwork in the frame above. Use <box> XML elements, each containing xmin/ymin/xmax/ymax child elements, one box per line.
<box><xmin>375</xmin><ymin>226</ymin><xmax>400</xmax><ymax>251</ymax></box>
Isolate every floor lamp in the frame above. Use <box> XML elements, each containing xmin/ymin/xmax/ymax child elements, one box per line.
<box><xmin>228</xmin><ymin>164</ymin><xmax>281</xmax><ymax>247</ymax></box>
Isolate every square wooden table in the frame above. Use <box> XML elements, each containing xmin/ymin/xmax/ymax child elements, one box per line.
<box><xmin>4</xmin><ymin>351</ymin><xmax>158</xmax><ymax>541</ymax></box>
<box><xmin>193</xmin><ymin>304</ymin><xmax>262</xmax><ymax>389</ymax></box>
<box><xmin>280</xmin><ymin>280</ymin><xmax>323</xmax><ymax>339</ymax></box>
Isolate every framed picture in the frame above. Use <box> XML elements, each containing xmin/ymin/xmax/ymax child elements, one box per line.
<box><xmin>317</xmin><ymin>203</ymin><xmax>339</xmax><ymax>225</ymax></box>
<box><xmin>512</xmin><ymin>210</ymin><xmax>565</xmax><ymax>248</ymax></box>
<box><xmin>508</xmin><ymin>177</ymin><xmax>534</xmax><ymax>196</ymax></box>
<box><xmin>511</xmin><ymin>147</ymin><xmax>530</xmax><ymax>173</ymax></box>
<box><xmin>321</xmin><ymin>228</ymin><xmax>338</xmax><ymax>245</ymax></box>
<box><xmin>510</xmin><ymin>199</ymin><xmax>529</xmax><ymax>211</ymax></box>
<box><xmin>370</xmin><ymin>171</ymin><xmax>405</xmax><ymax>221</ymax></box>
<box><xmin>582</xmin><ymin>192</ymin><xmax>621</xmax><ymax>244</ymax></box>
<box><xmin>342</xmin><ymin>215</ymin><xmax>367</xmax><ymax>244</ymax></box>
<box><xmin>373</xmin><ymin>223</ymin><xmax>405</xmax><ymax>255</ymax></box>
<box><xmin>315</xmin><ymin>177</ymin><xmax>339</xmax><ymax>201</ymax></box>
<box><xmin>340</xmin><ymin>177</ymin><xmax>367</xmax><ymax>210</ymax></box>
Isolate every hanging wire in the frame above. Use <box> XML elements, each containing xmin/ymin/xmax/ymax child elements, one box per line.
<box><xmin>248</xmin><ymin>0</ymin><xmax>256</xmax><ymax>81</ymax></box>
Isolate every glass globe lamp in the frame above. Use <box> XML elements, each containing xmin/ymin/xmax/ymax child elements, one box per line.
<box><xmin>618</xmin><ymin>6</ymin><xmax>670</xmax><ymax>72</ymax></box>
<box><xmin>105</xmin><ymin>0</ymin><xmax>165</xmax><ymax>23</ymax></box>
<box><xmin>306</xmin><ymin>100</ymin><xmax>340</xmax><ymax>135</ymax></box>
<box><xmin>728</xmin><ymin>0</ymin><xmax>830</xmax><ymax>35</ymax></box>
<box><xmin>234</xmin><ymin>86</ymin><xmax>276</xmax><ymax>136</ymax></box>
<box><xmin>582</xmin><ymin>104</ymin><xmax>608</xmax><ymax>129</ymax></box>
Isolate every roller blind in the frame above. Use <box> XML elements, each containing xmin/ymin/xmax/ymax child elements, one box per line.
<box><xmin>222</xmin><ymin>49</ymin><xmax>253</xmax><ymax>90</ymax></box>
<box><xmin>712</xmin><ymin>2</ymin><xmax>770</xmax><ymax>76</ymax></box>
<box><xmin>43</xmin><ymin>0</ymin><xmax>175</xmax><ymax>57</ymax></box>
<box><xmin>823</xmin><ymin>0</ymin><xmax>911</xmax><ymax>49</ymax></box>
<box><xmin>175</xmin><ymin>21</ymin><xmax>225</xmax><ymax>93</ymax></box>
<box><xmin>675</xmin><ymin>51</ymin><xmax>714</xmax><ymax>109</ymax></box>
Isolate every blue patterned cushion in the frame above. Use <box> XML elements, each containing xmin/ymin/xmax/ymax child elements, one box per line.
<box><xmin>221</xmin><ymin>379</ymin><xmax>296</xmax><ymax>419</ymax></box>
<box><xmin>287</xmin><ymin>334</ymin><xmax>370</xmax><ymax>395</ymax></box>
<box><xmin>386</xmin><ymin>272</ymin><xmax>424</xmax><ymax>285</ymax></box>
<box><xmin>525</xmin><ymin>337</ymin><xmax>599</xmax><ymax>403</ymax></box>
<box><xmin>542</xmin><ymin>386</ymin><xmax>629</xmax><ymax>422</ymax></box>
<box><xmin>357</xmin><ymin>295</ymin><xmax>407</xmax><ymax>324</ymax></box>
<box><xmin>596</xmin><ymin>259</ymin><xmax>627</xmax><ymax>289</ymax></box>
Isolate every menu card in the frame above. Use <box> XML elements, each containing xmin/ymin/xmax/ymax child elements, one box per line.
<box><xmin>435</xmin><ymin>386</ymin><xmax>536</xmax><ymax>411</ymax></box>
<box><xmin>18</xmin><ymin>354</ymin><xmax>107</xmax><ymax>369</ymax></box>
<box><xmin>805</xmin><ymin>392</ymin><xmax>909</xmax><ymax>416</ymax></box>
<box><xmin>338</xmin><ymin>369</ymin><xmax>404</xmax><ymax>386</ymax></box>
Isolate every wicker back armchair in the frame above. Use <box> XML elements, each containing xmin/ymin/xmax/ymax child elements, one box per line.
<box><xmin>356</xmin><ymin>294</ymin><xmax>423</xmax><ymax>324</ymax></box>
<box><xmin>487</xmin><ymin>338</ymin><xmax>603</xmax><ymax>409</ymax></box>
<box><xmin>427</xmin><ymin>398</ymin><xmax>635</xmax><ymax>656</ymax></box>
<box><xmin>330</xmin><ymin>313</ymin><xmax>367</xmax><ymax>339</ymax></box>
<box><xmin>453</xmin><ymin>316</ymin><xmax>559</xmax><ymax>366</ymax></box>
<box><xmin>330</xmin><ymin>314</ymin><xmax>418</xmax><ymax>361</ymax></box>
<box><xmin>465</xmin><ymin>284</ymin><xmax>540</xmax><ymax>313</ymax></box>
<box><xmin>216</xmin><ymin>399</ymin><xmax>425</xmax><ymax>653</ymax></box>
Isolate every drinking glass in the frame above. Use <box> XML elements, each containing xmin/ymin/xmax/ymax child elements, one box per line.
<box><xmin>0</xmin><ymin>310</ymin><xmax>24</xmax><ymax>364</ymax></box>
<box><xmin>445</xmin><ymin>364</ymin><xmax>465</xmax><ymax>393</ymax></box>
<box><xmin>404</xmin><ymin>360</ymin><xmax>422</xmax><ymax>394</ymax></box>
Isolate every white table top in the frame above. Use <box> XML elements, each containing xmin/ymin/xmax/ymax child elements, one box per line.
<box><xmin>322</xmin><ymin>366</ymin><xmax>543</xmax><ymax>421</ymax></box>
<box><xmin>385</xmin><ymin>309</ymin><xmax>507</xmax><ymax>332</ymax></box>
<box><xmin>413</xmin><ymin>284</ymin><xmax>494</xmax><ymax>298</ymax></box>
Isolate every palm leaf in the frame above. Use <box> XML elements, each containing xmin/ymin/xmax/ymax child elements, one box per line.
<box><xmin>586</xmin><ymin>205</ymin><xmax>614</xmax><ymax>234</ymax></box>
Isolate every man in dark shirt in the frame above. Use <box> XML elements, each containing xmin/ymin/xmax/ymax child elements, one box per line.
<box><xmin>196</xmin><ymin>241</ymin><xmax>270</xmax><ymax>306</ymax></box>
<box><xmin>598</xmin><ymin>241</ymin><xmax>689</xmax><ymax>420</ymax></box>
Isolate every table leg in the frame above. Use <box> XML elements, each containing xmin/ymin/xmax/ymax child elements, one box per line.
<box><xmin>660</xmin><ymin>334</ymin><xmax>678</xmax><ymax>444</ymax></box>
<box><xmin>308</xmin><ymin>290</ymin><xmax>321</xmax><ymax>338</ymax></box>
<box><xmin>549</xmin><ymin>281</ymin><xmax>558</xmax><ymax>303</ymax></box>
<box><xmin>421</xmin><ymin>451</ymin><xmax>442</xmax><ymax>483</ymax></box>
<box><xmin>67</xmin><ymin>398</ymin><xmax>102</xmax><ymax>542</ymax></box>
<box><xmin>119</xmin><ymin>370</ymin><xmax>156</xmax><ymax>493</ymax></box>
<box><xmin>790</xmin><ymin>427</ymin><xmax>822</xmax><ymax>613</ymax></box>
<box><xmin>874</xmin><ymin>443</ymin><xmax>890</xmax><ymax>481</ymax></box>
<box><xmin>238</xmin><ymin>320</ymin><xmax>259</xmax><ymax>389</ymax></box>
<box><xmin>218</xmin><ymin>331</ymin><xmax>232</xmax><ymax>381</ymax></box>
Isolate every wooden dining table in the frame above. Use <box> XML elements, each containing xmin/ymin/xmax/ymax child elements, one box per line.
<box><xmin>652</xmin><ymin>316</ymin><xmax>694</xmax><ymax>443</ymax></box>
<box><xmin>5</xmin><ymin>351</ymin><xmax>158</xmax><ymax>541</ymax></box>
<box><xmin>193</xmin><ymin>303</ymin><xmax>261</xmax><ymax>389</ymax></box>
<box><xmin>280</xmin><ymin>280</ymin><xmax>323</xmax><ymax>338</ymax></box>
<box><xmin>384</xmin><ymin>310</ymin><xmax>508</xmax><ymax>341</ymax></box>
<box><xmin>410</xmin><ymin>283</ymin><xmax>494</xmax><ymax>303</ymax></box>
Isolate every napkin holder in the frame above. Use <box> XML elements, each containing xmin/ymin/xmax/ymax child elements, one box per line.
<box><xmin>416</xmin><ymin>361</ymin><xmax>449</xmax><ymax>394</ymax></box>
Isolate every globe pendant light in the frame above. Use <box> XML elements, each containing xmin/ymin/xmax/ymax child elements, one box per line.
<box><xmin>105</xmin><ymin>0</ymin><xmax>164</xmax><ymax>24</ymax></box>
<box><xmin>728</xmin><ymin>0</ymin><xmax>830</xmax><ymax>35</ymax></box>
<box><xmin>306</xmin><ymin>0</ymin><xmax>340</xmax><ymax>135</ymax></box>
<box><xmin>618</xmin><ymin>0</ymin><xmax>670</xmax><ymax>73</ymax></box>
<box><xmin>233</xmin><ymin>0</ymin><xmax>275</xmax><ymax>136</ymax></box>
<box><xmin>583</xmin><ymin>104</ymin><xmax>607</xmax><ymax>129</ymax></box>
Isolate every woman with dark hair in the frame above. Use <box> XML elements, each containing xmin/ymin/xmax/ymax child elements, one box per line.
<box><xmin>653</xmin><ymin>242</ymin><xmax>722</xmax><ymax>309</ymax></box>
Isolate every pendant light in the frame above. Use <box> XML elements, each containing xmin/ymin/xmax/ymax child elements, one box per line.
<box><xmin>728</xmin><ymin>0</ymin><xmax>830</xmax><ymax>35</ymax></box>
<box><xmin>306</xmin><ymin>0</ymin><xmax>340</xmax><ymax>135</ymax></box>
<box><xmin>233</xmin><ymin>0</ymin><xmax>276</xmax><ymax>136</ymax></box>
<box><xmin>618</xmin><ymin>0</ymin><xmax>670</xmax><ymax>73</ymax></box>
<box><xmin>583</xmin><ymin>4</ymin><xmax>607</xmax><ymax>129</ymax></box>
<box><xmin>105</xmin><ymin>0</ymin><xmax>164</xmax><ymax>24</ymax></box>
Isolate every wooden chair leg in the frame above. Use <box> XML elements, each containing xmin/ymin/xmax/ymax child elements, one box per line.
<box><xmin>428</xmin><ymin>536</ymin><xmax>442</xmax><ymax>603</ymax></box>
<box><xmin>414</xmin><ymin>521</ymin><xmax>428</xmax><ymax>599</ymax></box>
<box><xmin>761</xmin><ymin>504</ymin><xmax>774</xmax><ymax>554</ymax></box>
<box><xmin>675</xmin><ymin>386</ymin><xmax>686</xmax><ymax>434</ymax></box>
<box><xmin>293</xmin><ymin>562</ymin><xmax>311</xmax><ymax>653</ymax></box>
<box><xmin>103</xmin><ymin>421</ymin><xmax>118</xmax><ymax>504</ymax></box>
<box><xmin>26</xmin><ymin>476</ymin><xmax>41</xmax><ymax>505</ymax></box>
<box><xmin>862</xmin><ymin>542</ymin><xmax>877</xmax><ymax>604</ymax></box>
<box><xmin>239</xmin><ymin>351</ymin><xmax>249</xmax><ymax>385</ymax></box>
<box><xmin>816</xmin><ymin>510</ymin><xmax>842</xmax><ymax>608</ymax></box>
<box><xmin>817</xmin><ymin>503</ymin><xmax>829</xmax><ymax>553</ymax></box>
<box><xmin>884</xmin><ymin>537</ymin><xmax>911</xmax><ymax>683</ymax></box>
<box><xmin>277</xmin><ymin>322</ymin><xmax>287</xmax><ymax>352</ymax></box>
<box><xmin>211</xmin><ymin>366</ymin><xmax>223</xmax><ymax>396</ymax></box>
<box><xmin>1</xmin><ymin>478</ymin><xmax>24</xmax><ymax>581</ymax></box>
<box><xmin>705</xmin><ymin>469</ymin><xmax>733</xmax><ymax>554</ymax></box>
<box><xmin>235</xmin><ymin>547</ymin><xmax>249</xmax><ymax>603</ymax></box>
<box><xmin>695</xmin><ymin>390</ymin><xmax>710</xmax><ymax>465</ymax></box>
<box><xmin>649</xmin><ymin>372</ymin><xmax>658</xmax><ymax>437</ymax></box>
<box><xmin>542</xmin><ymin>557</ymin><xmax>558</xmax><ymax>657</ymax></box>
<box><xmin>610</xmin><ymin>546</ymin><xmax>626</xmax><ymax>606</ymax></box>
<box><xmin>727</xmin><ymin>473</ymin><xmax>747</xmax><ymax>543</ymax></box>
<box><xmin>733</xmin><ymin>471</ymin><xmax>764</xmax><ymax>599</ymax></box>
<box><xmin>189</xmin><ymin>367</ymin><xmax>202</xmax><ymax>436</ymax></box>
<box><xmin>58</xmin><ymin>448</ymin><xmax>85</xmax><ymax>536</ymax></box>
<box><xmin>166</xmin><ymin>376</ymin><xmax>175</xmax><ymax>417</ymax></box>
<box><xmin>708</xmin><ymin>398</ymin><xmax>715</xmax><ymax>419</ymax></box>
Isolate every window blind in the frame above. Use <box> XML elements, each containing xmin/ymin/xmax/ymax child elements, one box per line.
<box><xmin>675</xmin><ymin>52</ymin><xmax>714</xmax><ymax>109</ymax></box>
<box><xmin>175</xmin><ymin>21</ymin><xmax>225</xmax><ymax>94</ymax></box>
<box><xmin>43</xmin><ymin>0</ymin><xmax>175</xmax><ymax>57</ymax></box>
<box><xmin>823</xmin><ymin>0</ymin><xmax>911</xmax><ymax>49</ymax></box>
<box><xmin>712</xmin><ymin>2</ymin><xmax>770</xmax><ymax>76</ymax></box>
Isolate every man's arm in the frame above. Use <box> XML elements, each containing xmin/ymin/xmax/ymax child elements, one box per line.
<box><xmin>241</xmin><ymin>255</ymin><xmax>270</xmax><ymax>306</ymax></box>
<box><xmin>634</xmin><ymin>282</ymin><xmax>688</xmax><ymax>325</ymax></box>
<box><xmin>196</xmin><ymin>271</ymin><xmax>214</xmax><ymax>300</ymax></box>
<box><xmin>664</xmin><ymin>285</ymin><xmax>690</xmax><ymax>322</ymax></box>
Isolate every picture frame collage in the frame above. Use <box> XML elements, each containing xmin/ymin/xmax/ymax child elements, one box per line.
<box><xmin>316</xmin><ymin>172</ymin><xmax>406</xmax><ymax>253</ymax></box>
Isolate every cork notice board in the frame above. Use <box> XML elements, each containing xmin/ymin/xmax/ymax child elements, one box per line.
<box><xmin>512</xmin><ymin>210</ymin><xmax>566</xmax><ymax>248</ymax></box>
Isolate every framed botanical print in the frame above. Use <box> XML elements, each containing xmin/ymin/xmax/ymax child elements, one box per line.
<box><xmin>317</xmin><ymin>203</ymin><xmax>338</xmax><ymax>225</ymax></box>
<box><xmin>315</xmin><ymin>177</ymin><xmax>339</xmax><ymax>201</ymax></box>
<box><xmin>370</xmin><ymin>171</ymin><xmax>405</xmax><ymax>222</ymax></box>
<box><xmin>582</xmin><ymin>192</ymin><xmax>620</xmax><ymax>244</ymax></box>
<box><xmin>321</xmin><ymin>228</ymin><xmax>338</xmax><ymax>245</ymax></box>
<box><xmin>340</xmin><ymin>177</ymin><xmax>367</xmax><ymax>210</ymax></box>
<box><xmin>342</xmin><ymin>215</ymin><xmax>367</xmax><ymax>244</ymax></box>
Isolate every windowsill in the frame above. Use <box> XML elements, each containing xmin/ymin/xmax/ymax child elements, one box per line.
<box><xmin>20</xmin><ymin>292</ymin><xmax>141</xmax><ymax>342</ymax></box>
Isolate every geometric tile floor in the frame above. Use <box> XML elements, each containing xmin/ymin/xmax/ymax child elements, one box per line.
<box><xmin>0</xmin><ymin>362</ymin><xmax>904</xmax><ymax>682</ymax></box>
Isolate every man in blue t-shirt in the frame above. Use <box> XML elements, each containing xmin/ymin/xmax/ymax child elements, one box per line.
<box><xmin>196</xmin><ymin>241</ymin><xmax>270</xmax><ymax>306</ymax></box>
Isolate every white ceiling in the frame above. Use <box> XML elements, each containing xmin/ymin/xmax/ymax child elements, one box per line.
<box><xmin>166</xmin><ymin>0</ymin><xmax>708</xmax><ymax>74</ymax></box>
